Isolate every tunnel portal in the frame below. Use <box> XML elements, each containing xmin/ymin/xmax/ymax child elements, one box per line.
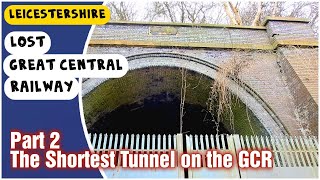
<box><xmin>83</xmin><ymin>67</ymin><xmax>268</xmax><ymax>136</ymax></box>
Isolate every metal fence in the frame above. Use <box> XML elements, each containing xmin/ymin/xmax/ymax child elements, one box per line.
<box><xmin>89</xmin><ymin>133</ymin><xmax>318</xmax><ymax>178</ymax></box>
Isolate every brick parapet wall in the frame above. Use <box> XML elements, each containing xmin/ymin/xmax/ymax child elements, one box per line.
<box><xmin>85</xmin><ymin>17</ymin><xmax>318</xmax><ymax>136</ymax></box>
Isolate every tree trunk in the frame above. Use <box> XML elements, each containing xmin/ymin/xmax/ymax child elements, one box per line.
<box><xmin>228</xmin><ymin>2</ymin><xmax>242</xmax><ymax>25</ymax></box>
<box><xmin>223</xmin><ymin>2</ymin><xmax>238</xmax><ymax>25</ymax></box>
<box><xmin>251</xmin><ymin>2</ymin><xmax>262</xmax><ymax>26</ymax></box>
<box><xmin>164</xmin><ymin>2</ymin><xmax>176</xmax><ymax>22</ymax></box>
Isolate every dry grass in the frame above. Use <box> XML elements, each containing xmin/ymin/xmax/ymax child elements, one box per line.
<box><xmin>206</xmin><ymin>50</ymin><xmax>253</xmax><ymax>134</ymax></box>
<box><xmin>205</xmin><ymin>46</ymin><xmax>317</xmax><ymax>136</ymax></box>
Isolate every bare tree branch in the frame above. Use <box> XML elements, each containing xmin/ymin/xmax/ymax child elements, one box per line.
<box><xmin>108</xmin><ymin>2</ymin><xmax>137</xmax><ymax>21</ymax></box>
<box><xmin>271</xmin><ymin>2</ymin><xmax>278</xmax><ymax>16</ymax></box>
<box><xmin>163</xmin><ymin>2</ymin><xmax>177</xmax><ymax>22</ymax></box>
<box><xmin>180</xmin><ymin>68</ymin><xmax>187</xmax><ymax>133</ymax></box>
<box><xmin>251</xmin><ymin>2</ymin><xmax>262</xmax><ymax>26</ymax></box>
<box><xmin>228</xmin><ymin>2</ymin><xmax>243</xmax><ymax>25</ymax></box>
<box><xmin>223</xmin><ymin>2</ymin><xmax>238</xmax><ymax>25</ymax></box>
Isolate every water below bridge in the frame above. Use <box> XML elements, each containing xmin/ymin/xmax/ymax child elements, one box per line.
<box><xmin>88</xmin><ymin>92</ymin><xmax>230</xmax><ymax>135</ymax></box>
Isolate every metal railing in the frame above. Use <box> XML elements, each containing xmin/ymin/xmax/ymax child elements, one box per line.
<box><xmin>89</xmin><ymin>133</ymin><xmax>318</xmax><ymax>178</ymax></box>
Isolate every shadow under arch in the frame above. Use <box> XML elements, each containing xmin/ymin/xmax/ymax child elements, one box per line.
<box><xmin>82</xmin><ymin>52</ymin><xmax>288</xmax><ymax>136</ymax></box>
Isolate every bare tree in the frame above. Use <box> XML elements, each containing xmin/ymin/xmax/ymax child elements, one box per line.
<box><xmin>163</xmin><ymin>2</ymin><xmax>178</xmax><ymax>22</ymax></box>
<box><xmin>228</xmin><ymin>2</ymin><xmax>243</xmax><ymax>25</ymax></box>
<box><xmin>144</xmin><ymin>2</ymin><xmax>178</xmax><ymax>22</ymax></box>
<box><xmin>106</xmin><ymin>1</ymin><xmax>318</xmax><ymax>34</ymax></box>
<box><xmin>145</xmin><ymin>2</ymin><xmax>220</xmax><ymax>23</ymax></box>
<box><xmin>251</xmin><ymin>2</ymin><xmax>262</xmax><ymax>26</ymax></box>
<box><xmin>224</xmin><ymin>2</ymin><xmax>263</xmax><ymax>26</ymax></box>
<box><xmin>223</xmin><ymin>2</ymin><xmax>238</xmax><ymax>25</ymax></box>
<box><xmin>107</xmin><ymin>2</ymin><xmax>137</xmax><ymax>21</ymax></box>
<box><xmin>181</xmin><ymin>2</ymin><xmax>216</xmax><ymax>23</ymax></box>
<box><xmin>222</xmin><ymin>1</ymin><xmax>318</xmax><ymax>32</ymax></box>
<box><xmin>271</xmin><ymin>2</ymin><xmax>278</xmax><ymax>16</ymax></box>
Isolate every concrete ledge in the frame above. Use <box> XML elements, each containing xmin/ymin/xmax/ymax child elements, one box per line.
<box><xmin>89</xmin><ymin>39</ymin><xmax>274</xmax><ymax>50</ymax></box>
<box><xmin>274</xmin><ymin>39</ymin><xmax>318</xmax><ymax>47</ymax></box>
<box><xmin>262</xmin><ymin>16</ymin><xmax>310</xmax><ymax>26</ymax></box>
<box><xmin>106</xmin><ymin>16</ymin><xmax>310</xmax><ymax>29</ymax></box>
<box><xmin>89</xmin><ymin>39</ymin><xmax>318</xmax><ymax>50</ymax></box>
<box><xmin>107</xmin><ymin>21</ymin><xmax>267</xmax><ymax>30</ymax></box>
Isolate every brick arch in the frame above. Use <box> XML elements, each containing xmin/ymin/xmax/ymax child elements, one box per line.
<box><xmin>82</xmin><ymin>53</ymin><xmax>287</xmax><ymax>136</ymax></box>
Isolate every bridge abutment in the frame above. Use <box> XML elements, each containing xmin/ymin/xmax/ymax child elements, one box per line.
<box><xmin>85</xmin><ymin>16</ymin><xmax>318</xmax><ymax>136</ymax></box>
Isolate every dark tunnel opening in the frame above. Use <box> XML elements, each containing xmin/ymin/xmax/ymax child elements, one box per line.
<box><xmin>88</xmin><ymin>92</ymin><xmax>230</xmax><ymax>135</ymax></box>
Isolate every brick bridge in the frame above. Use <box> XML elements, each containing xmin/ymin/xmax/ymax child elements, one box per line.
<box><xmin>84</xmin><ymin>17</ymin><xmax>318</xmax><ymax>137</ymax></box>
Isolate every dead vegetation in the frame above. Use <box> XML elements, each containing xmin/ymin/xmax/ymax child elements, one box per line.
<box><xmin>206</xmin><ymin>50</ymin><xmax>253</xmax><ymax>134</ymax></box>
<box><xmin>179</xmin><ymin>68</ymin><xmax>187</xmax><ymax>133</ymax></box>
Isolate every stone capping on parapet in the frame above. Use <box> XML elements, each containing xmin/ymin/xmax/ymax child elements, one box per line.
<box><xmin>106</xmin><ymin>21</ymin><xmax>267</xmax><ymax>30</ymax></box>
<box><xmin>107</xmin><ymin>17</ymin><xmax>310</xmax><ymax>30</ymax></box>
<box><xmin>262</xmin><ymin>16</ymin><xmax>310</xmax><ymax>26</ymax></box>
<box><xmin>91</xmin><ymin>17</ymin><xmax>317</xmax><ymax>50</ymax></box>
